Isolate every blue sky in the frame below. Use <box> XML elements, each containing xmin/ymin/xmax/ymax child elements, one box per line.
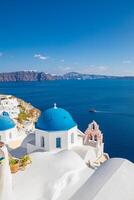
<box><xmin>0</xmin><ymin>0</ymin><xmax>134</xmax><ymax>75</ymax></box>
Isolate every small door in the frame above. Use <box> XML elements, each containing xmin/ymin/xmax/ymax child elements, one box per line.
<box><xmin>56</xmin><ymin>137</ymin><xmax>61</xmax><ymax>148</ymax></box>
<box><xmin>41</xmin><ymin>136</ymin><xmax>45</xmax><ymax>148</ymax></box>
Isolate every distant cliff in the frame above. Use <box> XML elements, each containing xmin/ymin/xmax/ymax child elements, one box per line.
<box><xmin>0</xmin><ymin>71</ymin><xmax>56</xmax><ymax>82</ymax></box>
<box><xmin>0</xmin><ymin>71</ymin><xmax>133</xmax><ymax>82</ymax></box>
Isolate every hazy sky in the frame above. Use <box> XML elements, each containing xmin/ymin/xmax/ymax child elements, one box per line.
<box><xmin>0</xmin><ymin>0</ymin><xmax>134</xmax><ymax>75</ymax></box>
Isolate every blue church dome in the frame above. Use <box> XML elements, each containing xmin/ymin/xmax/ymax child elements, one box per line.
<box><xmin>36</xmin><ymin>104</ymin><xmax>77</xmax><ymax>131</ymax></box>
<box><xmin>0</xmin><ymin>112</ymin><xmax>15</xmax><ymax>131</ymax></box>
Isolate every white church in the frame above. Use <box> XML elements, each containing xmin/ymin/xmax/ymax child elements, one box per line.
<box><xmin>0</xmin><ymin>112</ymin><xmax>19</xmax><ymax>144</ymax></box>
<box><xmin>27</xmin><ymin>104</ymin><xmax>108</xmax><ymax>165</ymax></box>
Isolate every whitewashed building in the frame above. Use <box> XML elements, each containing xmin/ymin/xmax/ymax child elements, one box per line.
<box><xmin>27</xmin><ymin>104</ymin><xmax>107</xmax><ymax>166</ymax></box>
<box><xmin>0</xmin><ymin>95</ymin><xmax>20</xmax><ymax>119</ymax></box>
<box><xmin>23</xmin><ymin>121</ymin><xmax>35</xmax><ymax>134</ymax></box>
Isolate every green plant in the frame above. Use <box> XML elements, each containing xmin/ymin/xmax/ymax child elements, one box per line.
<box><xmin>9</xmin><ymin>158</ymin><xmax>19</xmax><ymax>166</ymax></box>
<box><xmin>18</xmin><ymin>111</ymin><xmax>28</xmax><ymax>122</ymax></box>
<box><xmin>20</xmin><ymin>155</ymin><xmax>32</xmax><ymax>167</ymax></box>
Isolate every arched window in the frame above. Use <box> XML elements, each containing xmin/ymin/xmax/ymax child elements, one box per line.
<box><xmin>92</xmin><ymin>123</ymin><xmax>95</xmax><ymax>130</ymax></box>
<box><xmin>90</xmin><ymin>135</ymin><xmax>93</xmax><ymax>140</ymax></box>
<box><xmin>56</xmin><ymin>138</ymin><xmax>61</xmax><ymax>148</ymax></box>
<box><xmin>94</xmin><ymin>135</ymin><xmax>97</xmax><ymax>141</ymax></box>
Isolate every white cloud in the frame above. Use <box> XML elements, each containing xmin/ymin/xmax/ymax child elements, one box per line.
<box><xmin>60</xmin><ymin>59</ymin><xmax>64</xmax><ymax>62</ymax></box>
<box><xmin>0</xmin><ymin>52</ymin><xmax>3</xmax><ymax>57</ymax></box>
<box><xmin>34</xmin><ymin>54</ymin><xmax>49</xmax><ymax>60</ymax></box>
<box><xmin>122</xmin><ymin>60</ymin><xmax>132</xmax><ymax>64</ymax></box>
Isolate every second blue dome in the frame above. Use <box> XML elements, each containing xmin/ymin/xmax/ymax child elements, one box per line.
<box><xmin>36</xmin><ymin>106</ymin><xmax>77</xmax><ymax>131</ymax></box>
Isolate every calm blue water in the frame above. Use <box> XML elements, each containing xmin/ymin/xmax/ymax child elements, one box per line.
<box><xmin>0</xmin><ymin>80</ymin><xmax>134</xmax><ymax>161</ymax></box>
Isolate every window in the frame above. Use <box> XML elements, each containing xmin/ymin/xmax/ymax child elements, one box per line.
<box><xmin>41</xmin><ymin>136</ymin><xmax>45</xmax><ymax>148</ymax></box>
<box><xmin>71</xmin><ymin>133</ymin><xmax>74</xmax><ymax>143</ymax></box>
<box><xmin>56</xmin><ymin>137</ymin><xmax>61</xmax><ymax>148</ymax></box>
<box><xmin>90</xmin><ymin>135</ymin><xmax>93</xmax><ymax>140</ymax></box>
<box><xmin>94</xmin><ymin>135</ymin><xmax>97</xmax><ymax>141</ymax></box>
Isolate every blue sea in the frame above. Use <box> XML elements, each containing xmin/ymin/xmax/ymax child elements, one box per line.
<box><xmin>0</xmin><ymin>80</ymin><xmax>134</xmax><ymax>162</ymax></box>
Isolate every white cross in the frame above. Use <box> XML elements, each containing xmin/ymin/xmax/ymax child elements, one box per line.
<box><xmin>54</xmin><ymin>103</ymin><xmax>57</xmax><ymax>109</ymax></box>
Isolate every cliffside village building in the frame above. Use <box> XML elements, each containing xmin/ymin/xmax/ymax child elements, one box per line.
<box><xmin>0</xmin><ymin>95</ymin><xmax>20</xmax><ymax>119</ymax></box>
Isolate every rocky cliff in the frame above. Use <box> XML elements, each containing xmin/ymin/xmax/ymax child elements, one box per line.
<box><xmin>0</xmin><ymin>71</ymin><xmax>55</xmax><ymax>82</ymax></box>
<box><xmin>0</xmin><ymin>71</ymin><xmax>132</xmax><ymax>82</ymax></box>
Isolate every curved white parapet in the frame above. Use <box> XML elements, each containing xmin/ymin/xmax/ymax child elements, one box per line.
<box><xmin>0</xmin><ymin>143</ymin><xmax>13</xmax><ymax>200</ymax></box>
<box><xmin>12</xmin><ymin>150</ymin><xmax>94</xmax><ymax>200</ymax></box>
<box><xmin>71</xmin><ymin>158</ymin><xmax>134</xmax><ymax>200</ymax></box>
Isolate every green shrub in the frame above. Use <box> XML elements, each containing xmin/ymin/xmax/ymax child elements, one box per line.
<box><xmin>18</xmin><ymin>111</ymin><xmax>28</xmax><ymax>122</ymax></box>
